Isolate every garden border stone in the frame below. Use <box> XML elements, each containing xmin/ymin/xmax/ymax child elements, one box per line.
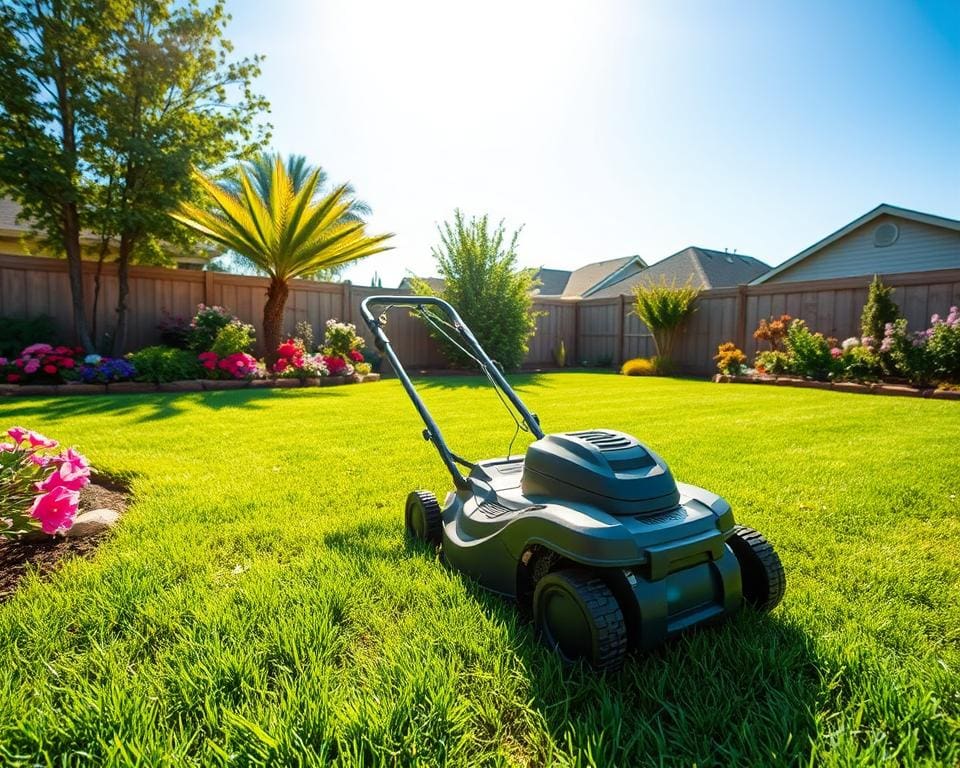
<box><xmin>715</xmin><ymin>374</ymin><xmax>955</xmax><ymax>400</ymax></box>
<box><xmin>158</xmin><ymin>380</ymin><xmax>204</xmax><ymax>392</ymax></box>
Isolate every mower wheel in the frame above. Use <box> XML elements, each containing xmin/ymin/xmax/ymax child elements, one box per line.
<box><xmin>727</xmin><ymin>525</ymin><xmax>786</xmax><ymax>612</ymax></box>
<box><xmin>533</xmin><ymin>569</ymin><xmax>627</xmax><ymax>671</ymax></box>
<box><xmin>405</xmin><ymin>490</ymin><xmax>443</xmax><ymax>546</ymax></box>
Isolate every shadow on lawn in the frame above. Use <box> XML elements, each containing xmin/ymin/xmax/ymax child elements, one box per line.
<box><xmin>410</xmin><ymin>372</ymin><xmax>555</xmax><ymax>392</ymax></box>
<box><xmin>326</xmin><ymin>516</ymin><xmax>820</xmax><ymax>764</ymax></box>
<box><xmin>1</xmin><ymin>387</ymin><xmax>349</xmax><ymax>422</ymax></box>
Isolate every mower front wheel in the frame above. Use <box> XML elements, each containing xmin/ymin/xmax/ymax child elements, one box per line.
<box><xmin>727</xmin><ymin>524</ymin><xmax>786</xmax><ymax>613</ymax></box>
<box><xmin>533</xmin><ymin>569</ymin><xmax>627</xmax><ymax>671</ymax></box>
<box><xmin>405</xmin><ymin>490</ymin><xmax>443</xmax><ymax>546</ymax></box>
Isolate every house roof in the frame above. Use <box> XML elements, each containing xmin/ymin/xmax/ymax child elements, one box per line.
<box><xmin>750</xmin><ymin>204</ymin><xmax>960</xmax><ymax>285</ymax></box>
<box><xmin>532</xmin><ymin>267</ymin><xmax>572</xmax><ymax>296</ymax></box>
<box><xmin>0</xmin><ymin>197</ymin><xmax>29</xmax><ymax>233</ymax></box>
<box><xmin>588</xmin><ymin>247</ymin><xmax>770</xmax><ymax>298</ymax></box>
<box><xmin>398</xmin><ymin>276</ymin><xmax>446</xmax><ymax>292</ymax></box>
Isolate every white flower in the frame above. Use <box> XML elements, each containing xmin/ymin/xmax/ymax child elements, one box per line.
<box><xmin>841</xmin><ymin>337</ymin><xmax>859</xmax><ymax>351</ymax></box>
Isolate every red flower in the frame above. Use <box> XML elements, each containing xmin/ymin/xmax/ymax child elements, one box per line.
<box><xmin>42</xmin><ymin>364</ymin><xmax>57</xmax><ymax>375</ymax></box>
<box><xmin>277</xmin><ymin>341</ymin><xmax>298</xmax><ymax>359</ymax></box>
<box><xmin>61</xmin><ymin>358</ymin><xmax>75</xmax><ymax>369</ymax></box>
<box><xmin>7</xmin><ymin>374</ymin><xmax>20</xmax><ymax>383</ymax></box>
<box><xmin>349</xmin><ymin>350</ymin><xmax>364</xmax><ymax>363</ymax></box>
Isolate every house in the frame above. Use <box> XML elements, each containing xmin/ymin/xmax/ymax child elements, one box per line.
<box><xmin>533</xmin><ymin>255</ymin><xmax>648</xmax><ymax>297</ymax></box>
<box><xmin>0</xmin><ymin>196</ymin><xmax>211</xmax><ymax>269</ymax></box>
<box><xmin>586</xmin><ymin>246</ymin><xmax>770</xmax><ymax>298</ymax></box>
<box><xmin>751</xmin><ymin>204</ymin><xmax>960</xmax><ymax>284</ymax></box>
<box><xmin>397</xmin><ymin>276</ymin><xmax>446</xmax><ymax>292</ymax></box>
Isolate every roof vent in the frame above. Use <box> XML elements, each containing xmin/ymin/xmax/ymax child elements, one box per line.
<box><xmin>874</xmin><ymin>222</ymin><xmax>899</xmax><ymax>247</ymax></box>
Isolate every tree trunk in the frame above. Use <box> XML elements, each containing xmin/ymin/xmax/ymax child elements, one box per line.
<box><xmin>63</xmin><ymin>203</ymin><xmax>95</xmax><ymax>353</ymax></box>
<box><xmin>263</xmin><ymin>277</ymin><xmax>289</xmax><ymax>367</ymax></box>
<box><xmin>111</xmin><ymin>235</ymin><xmax>133</xmax><ymax>357</ymax></box>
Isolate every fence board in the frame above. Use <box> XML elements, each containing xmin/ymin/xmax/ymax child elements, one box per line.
<box><xmin>1</xmin><ymin>254</ymin><xmax>959</xmax><ymax>375</ymax></box>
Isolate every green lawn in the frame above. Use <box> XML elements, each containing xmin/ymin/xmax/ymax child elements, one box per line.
<box><xmin>0</xmin><ymin>374</ymin><xmax>958</xmax><ymax>766</ymax></box>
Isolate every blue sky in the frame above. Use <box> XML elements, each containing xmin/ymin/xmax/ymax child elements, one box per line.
<box><xmin>225</xmin><ymin>0</ymin><xmax>960</xmax><ymax>287</ymax></box>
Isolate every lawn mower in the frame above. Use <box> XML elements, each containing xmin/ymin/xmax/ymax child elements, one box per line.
<box><xmin>360</xmin><ymin>296</ymin><xmax>786</xmax><ymax>670</ymax></box>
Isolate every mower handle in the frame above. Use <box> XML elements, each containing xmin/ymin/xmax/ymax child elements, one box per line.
<box><xmin>359</xmin><ymin>295</ymin><xmax>545</xmax><ymax>489</ymax></box>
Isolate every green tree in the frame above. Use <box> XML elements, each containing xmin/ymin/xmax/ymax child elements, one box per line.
<box><xmin>860</xmin><ymin>274</ymin><xmax>900</xmax><ymax>344</ymax></box>
<box><xmin>414</xmin><ymin>210</ymin><xmax>538</xmax><ymax>370</ymax></box>
<box><xmin>0</xmin><ymin>0</ymin><xmax>267</xmax><ymax>353</ymax></box>
<box><xmin>0</xmin><ymin>0</ymin><xmax>122</xmax><ymax>351</ymax></box>
<box><xmin>88</xmin><ymin>0</ymin><xmax>268</xmax><ymax>355</ymax></box>
<box><xmin>171</xmin><ymin>154</ymin><xmax>393</xmax><ymax>364</ymax></box>
<box><xmin>631</xmin><ymin>278</ymin><xmax>699</xmax><ymax>363</ymax></box>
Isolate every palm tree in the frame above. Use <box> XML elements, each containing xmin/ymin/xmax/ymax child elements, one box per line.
<box><xmin>171</xmin><ymin>154</ymin><xmax>393</xmax><ymax>363</ymax></box>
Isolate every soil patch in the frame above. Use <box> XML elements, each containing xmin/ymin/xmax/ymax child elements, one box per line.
<box><xmin>0</xmin><ymin>481</ymin><xmax>128</xmax><ymax>601</ymax></box>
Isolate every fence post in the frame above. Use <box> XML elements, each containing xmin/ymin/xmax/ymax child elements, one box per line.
<box><xmin>203</xmin><ymin>271</ymin><xmax>215</xmax><ymax>307</ymax></box>
<box><xmin>735</xmin><ymin>284</ymin><xmax>748</xmax><ymax>352</ymax></box>
<box><xmin>616</xmin><ymin>295</ymin><xmax>626</xmax><ymax>366</ymax></box>
<box><xmin>343</xmin><ymin>281</ymin><xmax>353</xmax><ymax>324</ymax></box>
<box><xmin>572</xmin><ymin>300</ymin><xmax>581</xmax><ymax>364</ymax></box>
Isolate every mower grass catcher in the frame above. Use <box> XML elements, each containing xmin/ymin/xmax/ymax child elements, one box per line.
<box><xmin>361</xmin><ymin>296</ymin><xmax>785</xmax><ymax>671</ymax></box>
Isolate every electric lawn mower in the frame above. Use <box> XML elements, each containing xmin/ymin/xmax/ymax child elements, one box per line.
<box><xmin>361</xmin><ymin>296</ymin><xmax>786</xmax><ymax>670</ymax></box>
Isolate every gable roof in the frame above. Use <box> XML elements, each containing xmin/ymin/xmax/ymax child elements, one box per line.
<box><xmin>398</xmin><ymin>275</ymin><xmax>446</xmax><ymax>292</ymax></box>
<box><xmin>588</xmin><ymin>246</ymin><xmax>769</xmax><ymax>298</ymax></box>
<box><xmin>532</xmin><ymin>267</ymin><xmax>572</xmax><ymax>296</ymax></box>
<box><xmin>750</xmin><ymin>204</ymin><xmax>960</xmax><ymax>285</ymax></box>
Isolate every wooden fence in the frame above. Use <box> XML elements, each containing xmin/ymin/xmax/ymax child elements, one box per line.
<box><xmin>1</xmin><ymin>253</ymin><xmax>959</xmax><ymax>375</ymax></box>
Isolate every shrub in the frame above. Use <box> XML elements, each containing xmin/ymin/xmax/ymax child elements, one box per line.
<box><xmin>210</xmin><ymin>320</ymin><xmax>255</xmax><ymax>357</ymax></box>
<box><xmin>753</xmin><ymin>314</ymin><xmax>792</xmax><ymax>351</ymax></box>
<box><xmin>188</xmin><ymin>304</ymin><xmax>236</xmax><ymax>352</ymax></box>
<box><xmin>294</xmin><ymin>320</ymin><xmax>315</xmax><ymax>352</ymax></box>
<box><xmin>860</xmin><ymin>274</ymin><xmax>900</xmax><ymax>346</ymax></box>
<box><xmin>0</xmin><ymin>426</ymin><xmax>91</xmax><ymax>536</ymax></box>
<box><xmin>129</xmin><ymin>346</ymin><xmax>202</xmax><ymax>383</ymax></box>
<box><xmin>322</xmin><ymin>319</ymin><xmax>363</xmax><ymax>358</ymax></box>
<box><xmin>754</xmin><ymin>350</ymin><xmax>792</xmax><ymax>375</ymax></box>
<box><xmin>198</xmin><ymin>351</ymin><xmax>260</xmax><ymax>379</ymax></box>
<box><xmin>73</xmin><ymin>355</ymin><xmax>137</xmax><ymax>384</ymax></box>
<box><xmin>414</xmin><ymin>210</ymin><xmax>538</xmax><ymax>370</ymax></box>
<box><xmin>785</xmin><ymin>320</ymin><xmax>835</xmax><ymax>380</ymax></box>
<box><xmin>2</xmin><ymin>343</ymin><xmax>80</xmax><ymax>384</ymax></box>
<box><xmin>926</xmin><ymin>307</ymin><xmax>960</xmax><ymax>383</ymax></box>
<box><xmin>839</xmin><ymin>344</ymin><xmax>882</xmax><ymax>381</ymax></box>
<box><xmin>354</xmin><ymin>362</ymin><xmax>372</xmax><ymax>376</ymax></box>
<box><xmin>882</xmin><ymin>319</ymin><xmax>935</xmax><ymax>387</ymax></box>
<box><xmin>0</xmin><ymin>316</ymin><xmax>58</xmax><ymax>358</ymax></box>
<box><xmin>553</xmin><ymin>339</ymin><xmax>566</xmax><ymax>368</ymax></box>
<box><xmin>714</xmin><ymin>343</ymin><xmax>747</xmax><ymax>375</ymax></box>
<box><xmin>273</xmin><ymin>339</ymin><xmax>329</xmax><ymax>378</ymax></box>
<box><xmin>360</xmin><ymin>344</ymin><xmax>382</xmax><ymax>373</ymax></box>
<box><xmin>157</xmin><ymin>312</ymin><xmax>192</xmax><ymax>349</ymax></box>
<box><xmin>631</xmin><ymin>278</ymin><xmax>699</xmax><ymax>363</ymax></box>
<box><xmin>621</xmin><ymin>357</ymin><xmax>656</xmax><ymax>376</ymax></box>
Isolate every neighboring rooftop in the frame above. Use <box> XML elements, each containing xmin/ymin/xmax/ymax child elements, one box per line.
<box><xmin>531</xmin><ymin>267</ymin><xmax>572</xmax><ymax>296</ymax></box>
<box><xmin>397</xmin><ymin>276</ymin><xmax>446</xmax><ymax>292</ymax></box>
<box><xmin>534</xmin><ymin>255</ymin><xmax>649</xmax><ymax>297</ymax></box>
<box><xmin>588</xmin><ymin>247</ymin><xmax>770</xmax><ymax>298</ymax></box>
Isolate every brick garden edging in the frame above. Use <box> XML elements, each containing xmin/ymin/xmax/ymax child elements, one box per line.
<box><xmin>713</xmin><ymin>374</ymin><xmax>960</xmax><ymax>400</ymax></box>
<box><xmin>0</xmin><ymin>374</ymin><xmax>380</xmax><ymax>397</ymax></box>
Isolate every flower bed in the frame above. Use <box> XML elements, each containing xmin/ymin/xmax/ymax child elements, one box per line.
<box><xmin>712</xmin><ymin>373</ymin><xmax>960</xmax><ymax>399</ymax></box>
<box><xmin>0</xmin><ymin>305</ymin><xmax>382</xmax><ymax>396</ymax></box>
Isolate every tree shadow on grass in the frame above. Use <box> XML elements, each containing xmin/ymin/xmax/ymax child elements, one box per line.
<box><xmin>410</xmin><ymin>372</ymin><xmax>555</xmax><ymax>392</ymax></box>
<box><xmin>324</xmin><ymin>516</ymin><xmax>820</xmax><ymax>766</ymax></box>
<box><xmin>0</xmin><ymin>387</ymin><xmax>349</xmax><ymax>423</ymax></box>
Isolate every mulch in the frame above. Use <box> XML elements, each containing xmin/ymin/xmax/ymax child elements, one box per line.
<box><xmin>0</xmin><ymin>482</ymin><xmax>128</xmax><ymax>601</ymax></box>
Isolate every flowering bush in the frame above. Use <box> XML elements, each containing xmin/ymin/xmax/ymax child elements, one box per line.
<box><xmin>198</xmin><ymin>351</ymin><xmax>261</xmax><ymax>380</ymax></box>
<box><xmin>753</xmin><ymin>314</ymin><xmax>793</xmax><ymax>351</ymax></box>
<box><xmin>157</xmin><ymin>311</ymin><xmax>192</xmax><ymax>349</ymax></box>
<box><xmin>354</xmin><ymin>362</ymin><xmax>372</xmax><ymax>376</ymax></box>
<box><xmin>714</xmin><ymin>343</ymin><xmax>747</xmax><ymax>375</ymax></box>
<box><xmin>73</xmin><ymin>355</ymin><xmax>137</xmax><ymax>384</ymax></box>
<box><xmin>210</xmin><ymin>319</ymin><xmax>256</xmax><ymax>357</ymax></box>
<box><xmin>273</xmin><ymin>339</ymin><xmax>329</xmax><ymax>378</ymax></box>
<box><xmin>926</xmin><ymin>307</ymin><xmax>960</xmax><ymax>383</ymax></box>
<box><xmin>0</xmin><ymin>427</ymin><xmax>91</xmax><ymax>535</ymax></box>
<box><xmin>323</xmin><ymin>319</ymin><xmax>364</xmax><ymax>357</ymax></box>
<box><xmin>3</xmin><ymin>343</ymin><xmax>81</xmax><ymax>384</ymax></box>
<box><xmin>323</xmin><ymin>354</ymin><xmax>354</xmax><ymax>377</ymax></box>
<box><xmin>188</xmin><ymin>304</ymin><xmax>236</xmax><ymax>352</ymax></box>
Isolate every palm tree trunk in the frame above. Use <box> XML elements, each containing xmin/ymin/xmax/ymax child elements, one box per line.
<box><xmin>263</xmin><ymin>277</ymin><xmax>289</xmax><ymax>366</ymax></box>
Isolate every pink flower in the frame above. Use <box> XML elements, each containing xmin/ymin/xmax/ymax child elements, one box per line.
<box><xmin>7</xmin><ymin>426</ymin><xmax>29</xmax><ymax>444</ymax></box>
<box><xmin>26</xmin><ymin>430</ymin><xmax>58</xmax><ymax>449</ymax></box>
<box><xmin>0</xmin><ymin>442</ymin><xmax>17</xmax><ymax>452</ymax></box>
<box><xmin>29</xmin><ymin>486</ymin><xmax>79</xmax><ymax>533</ymax></box>
<box><xmin>27</xmin><ymin>452</ymin><xmax>51</xmax><ymax>466</ymax></box>
<box><xmin>21</xmin><ymin>343</ymin><xmax>53</xmax><ymax>356</ymax></box>
<box><xmin>830</xmin><ymin>347</ymin><xmax>842</xmax><ymax>359</ymax></box>
<box><xmin>37</xmin><ymin>459</ymin><xmax>90</xmax><ymax>492</ymax></box>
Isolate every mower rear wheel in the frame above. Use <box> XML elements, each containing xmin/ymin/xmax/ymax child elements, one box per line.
<box><xmin>405</xmin><ymin>490</ymin><xmax>443</xmax><ymax>546</ymax></box>
<box><xmin>727</xmin><ymin>525</ymin><xmax>786</xmax><ymax>612</ymax></box>
<box><xmin>533</xmin><ymin>569</ymin><xmax>627</xmax><ymax>671</ymax></box>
